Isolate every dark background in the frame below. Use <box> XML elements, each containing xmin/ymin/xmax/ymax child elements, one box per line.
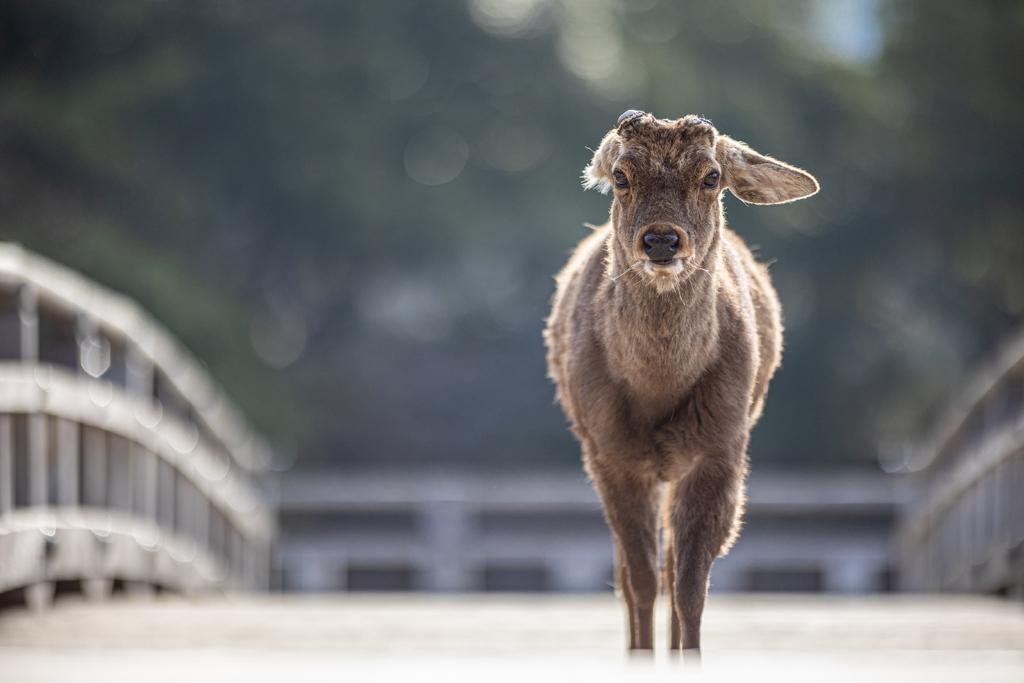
<box><xmin>1</xmin><ymin>0</ymin><xmax>1021</xmax><ymax>472</ymax></box>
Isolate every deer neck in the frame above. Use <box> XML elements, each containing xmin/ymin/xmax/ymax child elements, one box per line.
<box><xmin>601</xmin><ymin>228</ymin><xmax>722</xmax><ymax>401</ymax></box>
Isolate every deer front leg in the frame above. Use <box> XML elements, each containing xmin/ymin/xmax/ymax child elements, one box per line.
<box><xmin>593</xmin><ymin>468</ymin><xmax>661</xmax><ymax>651</ymax></box>
<box><xmin>667</xmin><ymin>455</ymin><xmax>745</xmax><ymax>654</ymax></box>
<box><xmin>614</xmin><ymin>541</ymin><xmax>638</xmax><ymax>649</ymax></box>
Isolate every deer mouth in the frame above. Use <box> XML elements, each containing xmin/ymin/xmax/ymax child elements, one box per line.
<box><xmin>643</xmin><ymin>258</ymin><xmax>684</xmax><ymax>278</ymax></box>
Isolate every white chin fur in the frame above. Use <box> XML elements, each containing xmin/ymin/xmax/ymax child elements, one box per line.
<box><xmin>643</xmin><ymin>260</ymin><xmax>684</xmax><ymax>293</ymax></box>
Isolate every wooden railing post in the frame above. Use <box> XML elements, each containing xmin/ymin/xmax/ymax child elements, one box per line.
<box><xmin>0</xmin><ymin>414</ymin><xmax>11</xmax><ymax>515</ymax></box>
<box><xmin>56</xmin><ymin>418</ymin><xmax>79</xmax><ymax>507</ymax></box>
<box><xmin>18</xmin><ymin>285</ymin><xmax>37</xmax><ymax>362</ymax></box>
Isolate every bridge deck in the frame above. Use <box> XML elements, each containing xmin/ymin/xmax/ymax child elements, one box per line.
<box><xmin>1</xmin><ymin>593</ymin><xmax>1022</xmax><ymax>681</ymax></box>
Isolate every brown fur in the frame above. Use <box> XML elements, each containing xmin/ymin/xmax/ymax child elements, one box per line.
<box><xmin>544</xmin><ymin>113</ymin><xmax>818</xmax><ymax>653</ymax></box>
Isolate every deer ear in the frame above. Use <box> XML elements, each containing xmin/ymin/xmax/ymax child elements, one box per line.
<box><xmin>582</xmin><ymin>131</ymin><xmax>622</xmax><ymax>194</ymax></box>
<box><xmin>716</xmin><ymin>136</ymin><xmax>819</xmax><ymax>205</ymax></box>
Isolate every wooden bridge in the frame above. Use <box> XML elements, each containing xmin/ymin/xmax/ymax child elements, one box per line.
<box><xmin>1</xmin><ymin>593</ymin><xmax>1022</xmax><ymax>682</ymax></box>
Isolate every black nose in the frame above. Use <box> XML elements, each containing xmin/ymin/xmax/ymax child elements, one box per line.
<box><xmin>643</xmin><ymin>233</ymin><xmax>679</xmax><ymax>262</ymax></box>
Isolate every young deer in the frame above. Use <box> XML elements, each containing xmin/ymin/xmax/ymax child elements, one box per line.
<box><xmin>544</xmin><ymin>111</ymin><xmax>818</xmax><ymax>654</ymax></box>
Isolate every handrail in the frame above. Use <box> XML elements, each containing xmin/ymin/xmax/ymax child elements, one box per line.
<box><xmin>898</xmin><ymin>329</ymin><xmax>1024</xmax><ymax>594</ymax></box>
<box><xmin>0</xmin><ymin>363</ymin><xmax>272</xmax><ymax>541</ymax></box>
<box><xmin>0</xmin><ymin>243</ymin><xmax>270</xmax><ymax>475</ymax></box>
<box><xmin>0</xmin><ymin>244</ymin><xmax>274</xmax><ymax>602</ymax></box>
<box><xmin>902</xmin><ymin>422</ymin><xmax>1023</xmax><ymax>544</ymax></box>
<box><xmin>0</xmin><ymin>507</ymin><xmax>232</xmax><ymax>595</ymax></box>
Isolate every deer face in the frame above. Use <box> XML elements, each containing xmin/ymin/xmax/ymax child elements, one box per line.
<box><xmin>584</xmin><ymin>111</ymin><xmax>818</xmax><ymax>289</ymax></box>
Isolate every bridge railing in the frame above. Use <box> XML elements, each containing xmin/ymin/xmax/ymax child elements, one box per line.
<box><xmin>898</xmin><ymin>332</ymin><xmax>1024</xmax><ymax>596</ymax></box>
<box><xmin>0</xmin><ymin>244</ymin><xmax>273</xmax><ymax>607</ymax></box>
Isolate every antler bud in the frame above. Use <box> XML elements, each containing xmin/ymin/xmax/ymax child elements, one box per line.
<box><xmin>617</xmin><ymin>110</ymin><xmax>647</xmax><ymax>130</ymax></box>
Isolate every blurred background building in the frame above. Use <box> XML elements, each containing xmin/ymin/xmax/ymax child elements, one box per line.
<box><xmin>0</xmin><ymin>244</ymin><xmax>273</xmax><ymax>609</ymax></box>
<box><xmin>1</xmin><ymin>0</ymin><xmax>1022</xmax><ymax>604</ymax></box>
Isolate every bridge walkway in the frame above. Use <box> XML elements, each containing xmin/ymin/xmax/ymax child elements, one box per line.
<box><xmin>1</xmin><ymin>593</ymin><xmax>1022</xmax><ymax>682</ymax></box>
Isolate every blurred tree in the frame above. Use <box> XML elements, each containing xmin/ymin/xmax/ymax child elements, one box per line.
<box><xmin>0</xmin><ymin>0</ymin><xmax>1020</xmax><ymax>471</ymax></box>
<box><xmin>781</xmin><ymin>0</ymin><xmax>1024</xmax><ymax>466</ymax></box>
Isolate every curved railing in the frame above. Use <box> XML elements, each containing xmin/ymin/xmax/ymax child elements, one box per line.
<box><xmin>0</xmin><ymin>244</ymin><xmax>273</xmax><ymax>607</ymax></box>
<box><xmin>898</xmin><ymin>330</ymin><xmax>1024</xmax><ymax>595</ymax></box>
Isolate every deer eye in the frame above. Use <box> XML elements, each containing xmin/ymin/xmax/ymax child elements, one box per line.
<box><xmin>613</xmin><ymin>170</ymin><xmax>629</xmax><ymax>189</ymax></box>
<box><xmin>703</xmin><ymin>171</ymin><xmax>720</xmax><ymax>188</ymax></box>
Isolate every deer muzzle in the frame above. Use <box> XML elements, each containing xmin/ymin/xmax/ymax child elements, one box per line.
<box><xmin>638</xmin><ymin>224</ymin><xmax>693</xmax><ymax>265</ymax></box>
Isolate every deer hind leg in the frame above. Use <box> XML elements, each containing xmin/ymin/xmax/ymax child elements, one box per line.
<box><xmin>593</xmin><ymin>468</ymin><xmax>660</xmax><ymax>651</ymax></box>
<box><xmin>667</xmin><ymin>456</ymin><xmax>745</xmax><ymax>655</ymax></box>
<box><xmin>663</xmin><ymin>529</ymin><xmax>681</xmax><ymax>651</ymax></box>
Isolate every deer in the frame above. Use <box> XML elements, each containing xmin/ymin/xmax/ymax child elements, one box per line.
<box><xmin>544</xmin><ymin>111</ymin><xmax>818</xmax><ymax>655</ymax></box>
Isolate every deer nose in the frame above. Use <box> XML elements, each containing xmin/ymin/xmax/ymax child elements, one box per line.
<box><xmin>643</xmin><ymin>233</ymin><xmax>679</xmax><ymax>262</ymax></box>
